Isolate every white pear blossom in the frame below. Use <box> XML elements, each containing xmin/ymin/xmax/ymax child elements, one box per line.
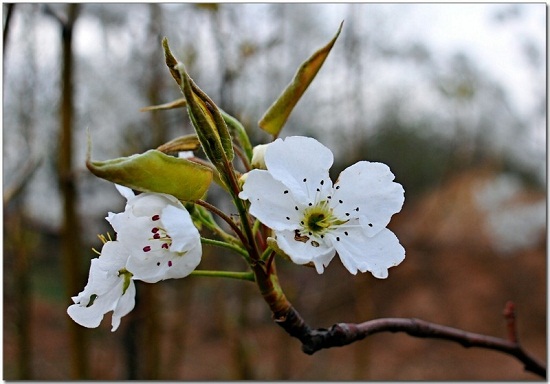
<box><xmin>67</xmin><ymin>241</ymin><xmax>136</xmax><ymax>332</ymax></box>
<box><xmin>239</xmin><ymin>136</ymin><xmax>405</xmax><ymax>278</ymax></box>
<box><xmin>107</xmin><ymin>185</ymin><xmax>202</xmax><ymax>283</ymax></box>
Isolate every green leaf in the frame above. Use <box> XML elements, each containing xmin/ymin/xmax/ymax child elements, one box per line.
<box><xmin>156</xmin><ymin>134</ymin><xmax>201</xmax><ymax>154</ymax></box>
<box><xmin>140</xmin><ymin>98</ymin><xmax>186</xmax><ymax>112</ymax></box>
<box><xmin>259</xmin><ymin>22</ymin><xmax>343</xmax><ymax>137</ymax></box>
<box><xmin>86</xmin><ymin>139</ymin><xmax>212</xmax><ymax>201</ymax></box>
<box><xmin>220</xmin><ymin>109</ymin><xmax>253</xmax><ymax>162</ymax></box>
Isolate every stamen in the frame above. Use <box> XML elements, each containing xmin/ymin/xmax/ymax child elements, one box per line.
<box><xmin>168</xmin><ymin>260</ymin><xmax>173</xmax><ymax>267</ymax></box>
<box><xmin>152</xmin><ymin>214</ymin><xmax>160</xmax><ymax>221</ymax></box>
<box><xmin>284</xmin><ymin>190</ymin><xmax>289</xmax><ymax>194</ymax></box>
<box><xmin>143</xmin><ymin>246</ymin><xmax>151</xmax><ymax>252</ymax></box>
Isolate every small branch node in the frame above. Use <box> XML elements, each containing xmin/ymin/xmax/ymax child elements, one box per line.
<box><xmin>503</xmin><ymin>300</ymin><xmax>518</xmax><ymax>344</ymax></box>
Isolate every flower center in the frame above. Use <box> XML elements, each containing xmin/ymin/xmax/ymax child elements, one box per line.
<box><xmin>301</xmin><ymin>202</ymin><xmax>346</xmax><ymax>236</ymax></box>
<box><xmin>305</xmin><ymin>208</ymin><xmax>331</xmax><ymax>233</ymax></box>
<box><xmin>142</xmin><ymin>215</ymin><xmax>172</xmax><ymax>253</ymax></box>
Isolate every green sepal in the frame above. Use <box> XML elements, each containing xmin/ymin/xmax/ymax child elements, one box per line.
<box><xmin>119</xmin><ymin>269</ymin><xmax>133</xmax><ymax>295</ymax></box>
<box><xmin>86</xmin><ymin>135</ymin><xmax>212</xmax><ymax>201</ymax></box>
<box><xmin>258</xmin><ymin>22</ymin><xmax>343</xmax><ymax>137</ymax></box>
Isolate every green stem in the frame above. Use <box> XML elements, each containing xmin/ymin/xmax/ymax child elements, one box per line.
<box><xmin>260</xmin><ymin>246</ymin><xmax>273</xmax><ymax>261</ymax></box>
<box><xmin>196</xmin><ymin>199</ymin><xmax>248</xmax><ymax>248</ymax></box>
<box><xmin>219</xmin><ymin>154</ymin><xmax>261</xmax><ymax>262</ymax></box>
<box><xmin>190</xmin><ymin>269</ymin><xmax>255</xmax><ymax>282</ymax></box>
<box><xmin>200</xmin><ymin>237</ymin><xmax>250</xmax><ymax>260</ymax></box>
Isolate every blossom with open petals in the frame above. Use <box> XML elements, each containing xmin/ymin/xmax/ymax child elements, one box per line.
<box><xmin>67</xmin><ymin>241</ymin><xmax>135</xmax><ymax>331</ymax></box>
<box><xmin>107</xmin><ymin>185</ymin><xmax>202</xmax><ymax>283</ymax></box>
<box><xmin>239</xmin><ymin>136</ymin><xmax>405</xmax><ymax>278</ymax></box>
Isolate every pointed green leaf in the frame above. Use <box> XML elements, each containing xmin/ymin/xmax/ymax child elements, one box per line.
<box><xmin>140</xmin><ymin>98</ymin><xmax>186</xmax><ymax>112</ymax></box>
<box><xmin>156</xmin><ymin>134</ymin><xmax>201</xmax><ymax>154</ymax></box>
<box><xmin>87</xmin><ymin>144</ymin><xmax>212</xmax><ymax>201</ymax></box>
<box><xmin>259</xmin><ymin>22</ymin><xmax>343</xmax><ymax>137</ymax></box>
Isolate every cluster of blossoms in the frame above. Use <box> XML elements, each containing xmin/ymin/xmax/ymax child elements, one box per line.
<box><xmin>69</xmin><ymin>136</ymin><xmax>405</xmax><ymax>331</ymax></box>
<box><xmin>67</xmin><ymin>185</ymin><xmax>201</xmax><ymax>331</ymax></box>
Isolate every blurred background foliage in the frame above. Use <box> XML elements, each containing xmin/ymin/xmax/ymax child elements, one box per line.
<box><xmin>3</xmin><ymin>3</ymin><xmax>546</xmax><ymax>380</ymax></box>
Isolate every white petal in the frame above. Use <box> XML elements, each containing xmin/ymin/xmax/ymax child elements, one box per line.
<box><xmin>162</xmin><ymin>204</ymin><xmax>201</xmax><ymax>253</ymax></box>
<box><xmin>264</xmin><ymin>136</ymin><xmax>334</xmax><ymax>204</ymax></box>
<box><xmin>163</xmin><ymin>243</ymin><xmax>202</xmax><ymax>281</ymax></box>
<box><xmin>108</xmin><ymin>213</ymin><xmax>152</xmax><ymax>247</ymax></box>
<box><xmin>126</xmin><ymin>244</ymin><xmax>201</xmax><ymax>283</ymax></box>
<box><xmin>115</xmin><ymin>184</ymin><xmax>135</xmax><ymax>201</ymax></box>
<box><xmin>332</xmin><ymin>161</ymin><xmax>404</xmax><ymax>237</ymax></box>
<box><xmin>129</xmin><ymin>193</ymin><xmax>180</xmax><ymax>218</ymax></box>
<box><xmin>67</xmin><ymin>301</ymin><xmax>105</xmax><ymax>329</ymax></box>
<box><xmin>67</xmin><ymin>251</ymin><xmax>133</xmax><ymax>330</ymax></box>
<box><xmin>111</xmin><ymin>281</ymin><xmax>136</xmax><ymax>332</ymax></box>
<box><xmin>331</xmin><ymin>227</ymin><xmax>405</xmax><ymax>278</ymax></box>
<box><xmin>239</xmin><ymin>170</ymin><xmax>302</xmax><ymax>231</ymax></box>
<box><xmin>275</xmin><ymin>229</ymin><xmax>336</xmax><ymax>273</ymax></box>
<box><xmin>97</xmin><ymin>241</ymin><xmax>130</xmax><ymax>271</ymax></box>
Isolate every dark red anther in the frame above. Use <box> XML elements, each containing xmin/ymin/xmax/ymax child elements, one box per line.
<box><xmin>152</xmin><ymin>214</ymin><xmax>160</xmax><ymax>221</ymax></box>
<box><xmin>143</xmin><ymin>246</ymin><xmax>151</xmax><ymax>252</ymax></box>
<box><xmin>168</xmin><ymin>260</ymin><xmax>173</xmax><ymax>267</ymax></box>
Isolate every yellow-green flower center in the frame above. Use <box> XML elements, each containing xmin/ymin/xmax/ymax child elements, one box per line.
<box><xmin>302</xmin><ymin>202</ymin><xmax>347</xmax><ymax>236</ymax></box>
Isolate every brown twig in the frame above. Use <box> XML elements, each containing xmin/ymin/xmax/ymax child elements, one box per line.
<box><xmin>268</xmin><ymin>301</ymin><xmax>545</xmax><ymax>378</ymax></box>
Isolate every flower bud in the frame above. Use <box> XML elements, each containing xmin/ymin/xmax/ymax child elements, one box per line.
<box><xmin>251</xmin><ymin>144</ymin><xmax>269</xmax><ymax>170</ymax></box>
<box><xmin>87</xmin><ymin>133</ymin><xmax>212</xmax><ymax>201</ymax></box>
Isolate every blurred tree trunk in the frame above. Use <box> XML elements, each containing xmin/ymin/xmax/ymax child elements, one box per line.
<box><xmin>2</xmin><ymin>5</ymin><xmax>29</xmax><ymax>378</ymax></box>
<box><xmin>124</xmin><ymin>5</ymin><xmax>166</xmax><ymax>379</ymax></box>
<box><xmin>141</xmin><ymin>4</ymin><xmax>165</xmax><ymax>379</ymax></box>
<box><xmin>3</xmin><ymin>3</ymin><xmax>15</xmax><ymax>55</ymax></box>
<box><xmin>50</xmin><ymin>3</ymin><xmax>88</xmax><ymax>379</ymax></box>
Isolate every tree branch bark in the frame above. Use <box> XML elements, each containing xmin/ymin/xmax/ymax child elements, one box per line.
<box><xmin>270</xmin><ymin>300</ymin><xmax>545</xmax><ymax>378</ymax></box>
